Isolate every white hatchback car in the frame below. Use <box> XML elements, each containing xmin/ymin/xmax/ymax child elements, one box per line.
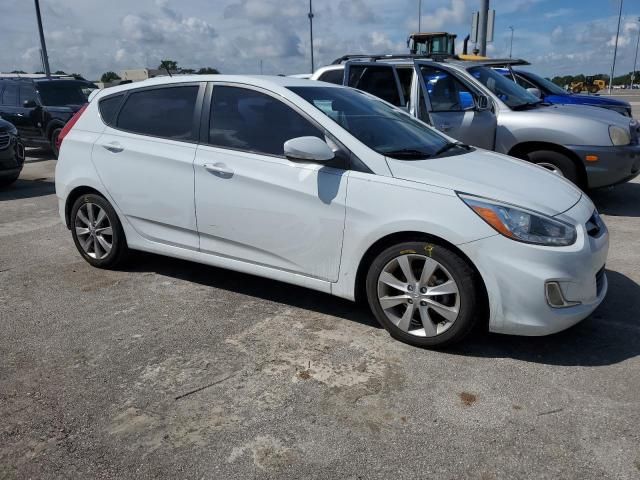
<box><xmin>55</xmin><ymin>75</ymin><xmax>609</xmax><ymax>347</ymax></box>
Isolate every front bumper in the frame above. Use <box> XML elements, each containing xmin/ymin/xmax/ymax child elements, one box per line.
<box><xmin>0</xmin><ymin>136</ymin><xmax>25</xmax><ymax>175</ymax></box>
<box><xmin>459</xmin><ymin>195</ymin><xmax>609</xmax><ymax>336</ymax></box>
<box><xmin>566</xmin><ymin>144</ymin><xmax>640</xmax><ymax>188</ymax></box>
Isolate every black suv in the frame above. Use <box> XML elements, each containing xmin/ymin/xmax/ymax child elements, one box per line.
<box><xmin>0</xmin><ymin>77</ymin><xmax>97</xmax><ymax>158</ymax></box>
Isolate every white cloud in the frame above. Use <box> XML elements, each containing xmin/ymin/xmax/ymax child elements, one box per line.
<box><xmin>417</xmin><ymin>0</ymin><xmax>467</xmax><ymax>31</ymax></box>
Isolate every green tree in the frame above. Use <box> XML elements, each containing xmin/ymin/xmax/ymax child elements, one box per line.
<box><xmin>54</xmin><ymin>70</ymin><xmax>67</xmax><ymax>75</ymax></box>
<box><xmin>158</xmin><ymin>60</ymin><xmax>178</xmax><ymax>71</ymax></box>
<box><xmin>100</xmin><ymin>71</ymin><xmax>121</xmax><ymax>83</ymax></box>
<box><xmin>197</xmin><ymin>67</ymin><xmax>220</xmax><ymax>74</ymax></box>
<box><xmin>180</xmin><ymin>68</ymin><xmax>196</xmax><ymax>74</ymax></box>
<box><xmin>34</xmin><ymin>71</ymin><xmax>44</xmax><ymax>74</ymax></box>
<box><xmin>10</xmin><ymin>70</ymin><xmax>27</xmax><ymax>74</ymax></box>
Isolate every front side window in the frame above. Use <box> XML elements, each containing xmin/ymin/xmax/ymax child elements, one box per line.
<box><xmin>116</xmin><ymin>86</ymin><xmax>199</xmax><ymax>140</ymax></box>
<box><xmin>288</xmin><ymin>86</ymin><xmax>463</xmax><ymax>161</ymax></box>
<box><xmin>36</xmin><ymin>81</ymin><xmax>96</xmax><ymax>106</ymax></box>
<box><xmin>467</xmin><ymin>66</ymin><xmax>540</xmax><ymax>109</ymax></box>
<box><xmin>209</xmin><ymin>86</ymin><xmax>323</xmax><ymax>156</ymax></box>
<box><xmin>1</xmin><ymin>85</ymin><xmax>18</xmax><ymax>106</ymax></box>
<box><xmin>420</xmin><ymin>65</ymin><xmax>475</xmax><ymax>112</ymax></box>
<box><xmin>346</xmin><ymin>65</ymin><xmax>402</xmax><ymax>106</ymax></box>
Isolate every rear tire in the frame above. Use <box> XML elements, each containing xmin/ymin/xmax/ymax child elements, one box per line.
<box><xmin>70</xmin><ymin>193</ymin><xmax>129</xmax><ymax>269</ymax></box>
<box><xmin>526</xmin><ymin>150</ymin><xmax>580</xmax><ymax>186</ymax></box>
<box><xmin>0</xmin><ymin>172</ymin><xmax>20</xmax><ymax>188</ymax></box>
<box><xmin>50</xmin><ymin>127</ymin><xmax>62</xmax><ymax>159</ymax></box>
<box><xmin>365</xmin><ymin>241</ymin><xmax>482</xmax><ymax>348</ymax></box>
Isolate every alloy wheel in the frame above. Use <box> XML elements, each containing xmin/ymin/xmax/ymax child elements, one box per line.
<box><xmin>75</xmin><ymin>202</ymin><xmax>113</xmax><ymax>260</ymax></box>
<box><xmin>376</xmin><ymin>254</ymin><xmax>460</xmax><ymax>337</ymax></box>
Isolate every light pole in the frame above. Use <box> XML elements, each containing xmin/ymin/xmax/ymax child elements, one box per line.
<box><xmin>33</xmin><ymin>0</ymin><xmax>51</xmax><ymax>77</ymax></box>
<box><xmin>418</xmin><ymin>0</ymin><xmax>422</xmax><ymax>32</ymax></box>
<box><xmin>631</xmin><ymin>17</ymin><xmax>640</xmax><ymax>89</ymax></box>
<box><xmin>608</xmin><ymin>0</ymin><xmax>623</xmax><ymax>94</ymax></box>
<box><xmin>509</xmin><ymin>26</ymin><xmax>514</xmax><ymax>58</ymax></box>
<box><xmin>478</xmin><ymin>0</ymin><xmax>489</xmax><ymax>57</ymax></box>
<box><xmin>308</xmin><ymin>0</ymin><xmax>315</xmax><ymax>73</ymax></box>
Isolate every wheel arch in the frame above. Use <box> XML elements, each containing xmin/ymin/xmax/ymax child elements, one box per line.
<box><xmin>64</xmin><ymin>185</ymin><xmax>105</xmax><ymax>229</ymax></box>
<box><xmin>353</xmin><ymin>231</ymin><xmax>490</xmax><ymax>328</ymax></box>
<box><xmin>45</xmin><ymin>120</ymin><xmax>65</xmax><ymax>141</ymax></box>
<box><xmin>507</xmin><ymin>141</ymin><xmax>587</xmax><ymax>188</ymax></box>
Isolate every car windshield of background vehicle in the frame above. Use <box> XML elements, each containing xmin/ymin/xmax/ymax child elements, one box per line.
<box><xmin>519</xmin><ymin>71</ymin><xmax>567</xmax><ymax>95</ymax></box>
<box><xmin>467</xmin><ymin>66</ymin><xmax>541</xmax><ymax>109</ymax></box>
<box><xmin>288</xmin><ymin>86</ymin><xmax>463</xmax><ymax>160</ymax></box>
<box><xmin>37</xmin><ymin>82</ymin><xmax>96</xmax><ymax>106</ymax></box>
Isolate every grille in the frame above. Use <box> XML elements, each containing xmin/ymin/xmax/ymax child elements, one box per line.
<box><xmin>595</xmin><ymin>267</ymin><xmax>606</xmax><ymax>295</ymax></box>
<box><xmin>586</xmin><ymin>210</ymin><xmax>605</xmax><ymax>237</ymax></box>
<box><xmin>0</xmin><ymin>132</ymin><xmax>10</xmax><ymax>150</ymax></box>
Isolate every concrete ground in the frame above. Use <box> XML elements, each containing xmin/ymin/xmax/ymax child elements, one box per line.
<box><xmin>1</xmin><ymin>149</ymin><xmax>639</xmax><ymax>480</ymax></box>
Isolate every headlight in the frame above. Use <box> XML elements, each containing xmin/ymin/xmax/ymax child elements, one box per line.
<box><xmin>609</xmin><ymin>125</ymin><xmax>630</xmax><ymax>146</ymax></box>
<box><xmin>459</xmin><ymin>194</ymin><xmax>577</xmax><ymax>246</ymax></box>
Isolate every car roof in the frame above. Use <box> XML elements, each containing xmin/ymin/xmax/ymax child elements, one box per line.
<box><xmin>94</xmin><ymin>75</ymin><xmax>341</xmax><ymax>100</ymax></box>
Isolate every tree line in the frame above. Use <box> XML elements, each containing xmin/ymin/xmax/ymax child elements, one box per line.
<box><xmin>100</xmin><ymin>60</ymin><xmax>220</xmax><ymax>83</ymax></box>
<box><xmin>551</xmin><ymin>71</ymin><xmax>640</xmax><ymax>87</ymax></box>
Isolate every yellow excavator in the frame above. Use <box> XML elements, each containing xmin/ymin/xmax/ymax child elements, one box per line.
<box><xmin>407</xmin><ymin>32</ymin><xmax>487</xmax><ymax>60</ymax></box>
<box><xmin>569</xmin><ymin>76</ymin><xmax>606</xmax><ymax>94</ymax></box>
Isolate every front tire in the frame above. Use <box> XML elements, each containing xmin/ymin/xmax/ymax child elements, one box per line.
<box><xmin>526</xmin><ymin>150</ymin><xmax>580</xmax><ymax>186</ymax></box>
<box><xmin>0</xmin><ymin>172</ymin><xmax>20</xmax><ymax>188</ymax></box>
<box><xmin>365</xmin><ymin>241</ymin><xmax>482</xmax><ymax>348</ymax></box>
<box><xmin>70</xmin><ymin>193</ymin><xmax>129</xmax><ymax>268</ymax></box>
<box><xmin>50</xmin><ymin>127</ymin><xmax>62</xmax><ymax>159</ymax></box>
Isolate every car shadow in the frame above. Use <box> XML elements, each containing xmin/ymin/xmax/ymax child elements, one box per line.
<box><xmin>448</xmin><ymin>270</ymin><xmax>640</xmax><ymax>366</ymax></box>
<box><xmin>126</xmin><ymin>254</ymin><xmax>639</xmax><ymax>366</ymax></box>
<box><xmin>23</xmin><ymin>148</ymin><xmax>55</xmax><ymax>163</ymax></box>
<box><xmin>590</xmin><ymin>182</ymin><xmax>640</xmax><ymax>217</ymax></box>
<box><xmin>0</xmin><ymin>177</ymin><xmax>55</xmax><ymax>200</ymax></box>
<box><xmin>125</xmin><ymin>252</ymin><xmax>380</xmax><ymax>329</ymax></box>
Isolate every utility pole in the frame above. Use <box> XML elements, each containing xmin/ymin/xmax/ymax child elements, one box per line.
<box><xmin>34</xmin><ymin>0</ymin><xmax>51</xmax><ymax>77</ymax></box>
<box><xmin>631</xmin><ymin>17</ymin><xmax>640</xmax><ymax>89</ymax></box>
<box><xmin>508</xmin><ymin>26</ymin><xmax>514</xmax><ymax>58</ymax></box>
<box><xmin>478</xmin><ymin>0</ymin><xmax>489</xmax><ymax>56</ymax></box>
<box><xmin>308</xmin><ymin>0</ymin><xmax>315</xmax><ymax>73</ymax></box>
<box><xmin>608</xmin><ymin>0</ymin><xmax>623</xmax><ymax>94</ymax></box>
<box><xmin>260</xmin><ymin>59</ymin><xmax>263</xmax><ymax>75</ymax></box>
<box><xmin>418</xmin><ymin>0</ymin><xmax>422</xmax><ymax>32</ymax></box>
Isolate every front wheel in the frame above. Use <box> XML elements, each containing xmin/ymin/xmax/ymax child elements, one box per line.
<box><xmin>365</xmin><ymin>241</ymin><xmax>483</xmax><ymax>348</ymax></box>
<box><xmin>70</xmin><ymin>193</ymin><xmax>129</xmax><ymax>268</ymax></box>
<box><xmin>50</xmin><ymin>127</ymin><xmax>62</xmax><ymax>159</ymax></box>
<box><xmin>526</xmin><ymin>150</ymin><xmax>580</xmax><ymax>186</ymax></box>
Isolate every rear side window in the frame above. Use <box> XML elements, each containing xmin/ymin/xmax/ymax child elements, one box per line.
<box><xmin>1</xmin><ymin>85</ymin><xmax>18</xmax><ymax>106</ymax></box>
<box><xmin>19</xmin><ymin>85</ymin><xmax>37</xmax><ymax>104</ymax></box>
<box><xmin>209</xmin><ymin>86</ymin><xmax>323</xmax><ymax>156</ymax></box>
<box><xmin>116</xmin><ymin>86</ymin><xmax>199</xmax><ymax>141</ymax></box>
<box><xmin>346</xmin><ymin>65</ymin><xmax>401</xmax><ymax>106</ymax></box>
<box><xmin>318</xmin><ymin>69</ymin><xmax>344</xmax><ymax>85</ymax></box>
<box><xmin>99</xmin><ymin>94</ymin><xmax>124</xmax><ymax>126</ymax></box>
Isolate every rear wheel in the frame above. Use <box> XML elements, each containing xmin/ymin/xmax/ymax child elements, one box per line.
<box><xmin>0</xmin><ymin>172</ymin><xmax>20</xmax><ymax>188</ymax></box>
<box><xmin>70</xmin><ymin>193</ymin><xmax>129</xmax><ymax>268</ymax></box>
<box><xmin>50</xmin><ymin>127</ymin><xmax>62</xmax><ymax>159</ymax></box>
<box><xmin>365</xmin><ymin>241</ymin><xmax>482</xmax><ymax>348</ymax></box>
<box><xmin>526</xmin><ymin>150</ymin><xmax>580</xmax><ymax>186</ymax></box>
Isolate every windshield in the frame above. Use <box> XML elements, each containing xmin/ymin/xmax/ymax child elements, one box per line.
<box><xmin>287</xmin><ymin>86</ymin><xmax>457</xmax><ymax>160</ymax></box>
<box><xmin>36</xmin><ymin>81</ymin><xmax>96</xmax><ymax>106</ymax></box>
<box><xmin>467</xmin><ymin>66</ymin><xmax>540</xmax><ymax>109</ymax></box>
<box><xmin>518</xmin><ymin>71</ymin><xmax>567</xmax><ymax>95</ymax></box>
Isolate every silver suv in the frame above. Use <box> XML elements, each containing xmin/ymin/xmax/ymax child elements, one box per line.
<box><xmin>311</xmin><ymin>56</ymin><xmax>640</xmax><ymax>189</ymax></box>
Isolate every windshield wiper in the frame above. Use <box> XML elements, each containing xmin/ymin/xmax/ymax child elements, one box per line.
<box><xmin>431</xmin><ymin>142</ymin><xmax>469</xmax><ymax>157</ymax></box>
<box><xmin>383</xmin><ymin>148</ymin><xmax>432</xmax><ymax>159</ymax></box>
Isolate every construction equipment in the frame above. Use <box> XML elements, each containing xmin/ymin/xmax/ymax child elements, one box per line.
<box><xmin>570</xmin><ymin>76</ymin><xmax>606</xmax><ymax>94</ymax></box>
<box><xmin>407</xmin><ymin>32</ymin><xmax>488</xmax><ymax>61</ymax></box>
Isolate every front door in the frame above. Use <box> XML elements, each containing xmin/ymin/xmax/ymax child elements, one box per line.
<box><xmin>193</xmin><ymin>84</ymin><xmax>347</xmax><ymax>282</ymax></box>
<box><xmin>414</xmin><ymin>61</ymin><xmax>497</xmax><ymax>150</ymax></box>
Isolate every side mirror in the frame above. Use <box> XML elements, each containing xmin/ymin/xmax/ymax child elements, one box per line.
<box><xmin>526</xmin><ymin>87</ymin><xmax>542</xmax><ymax>99</ymax></box>
<box><xmin>475</xmin><ymin>95</ymin><xmax>490</xmax><ymax>111</ymax></box>
<box><xmin>284</xmin><ymin>136</ymin><xmax>334</xmax><ymax>163</ymax></box>
<box><xmin>23</xmin><ymin>99</ymin><xmax>37</xmax><ymax>108</ymax></box>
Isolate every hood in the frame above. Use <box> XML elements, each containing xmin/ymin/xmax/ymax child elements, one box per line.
<box><xmin>553</xmin><ymin>93</ymin><xmax>629</xmax><ymax>108</ymax></box>
<box><xmin>386</xmin><ymin>149</ymin><xmax>582</xmax><ymax>217</ymax></box>
<box><xmin>0</xmin><ymin>118</ymin><xmax>17</xmax><ymax>133</ymax></box>
<box><xmin>536</xmin><ymin>103</ymin><xmax>630</xmax><ymax>127</ymax></box>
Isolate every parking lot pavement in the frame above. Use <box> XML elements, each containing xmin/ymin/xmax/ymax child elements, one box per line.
<box><xmin>1</xmin><ymin>151</ymin><xmax>639</xmax><ymax>480</ymax></box>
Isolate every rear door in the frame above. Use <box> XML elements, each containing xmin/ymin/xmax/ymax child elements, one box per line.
<box><xmin>343</xmin><ymin>61</ymin><xmax>405</xmax><ymax>107</ymax></box>
<box><xmin>414</xmin><ymin>61</ymin><xmax>496</xmax><ymax>149</ymax></box>
<box><xmin>17</xmin><ymin>84</ymin><xmax>43</xmax><ymax>141</ymax></box>
<box><xmin>91</xmin><ymin>83</ymin><xmax>204</xmax><ymax>249</ymax></box>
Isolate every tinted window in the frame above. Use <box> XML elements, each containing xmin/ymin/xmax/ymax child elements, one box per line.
<box><xmin>420</xmin><ymin>65</ymin><xmax>474</xmax><ymax>112</ymax></box>
<box><xmin>288</xmin><ymin>86</ymin><xmax>462</xmax><ymax>161</ymax></box>
<box><xmin>117</xmin><ymin>86</ymin><xmax>199</xmax><ymax>140</ymax></box>
<box><xmin>209</xmin><ymin>86</ymin><xmax>323</xmax><ymax>156</ymax></box>
<box><xmin>1</xmin><ymin>85</ymin><xmax>18</xmax><ymax>106</ymax></box>
<box><xmin>467</xmin><ymin>66</ymin><xmax>540</xmax><ymax>109</ymax></box>
<box><xmin>347</xmin><ymin>65</ymin><xmax>402</xmax><ymax>106</ymax></box>
<box><xmin>99</xmin><ymin>94</ymin><xmax>124</xmax><ymax>126</ymax></box>
<box><xmin>37</xmin><ymin>81</ymin><xmax>96</xmax><ymax>106</ymax></box>
<box><xmin>515</xmin><ymin>75</ymin><xmax>535</xmax><ymax>89</ymax></box>
<box><xmin>19</xmin><ymin>85</ymin><xmax>37</xmax><ymax>104</ymax></box>
<box><xmin>396</xmin><ymin>67</ymin><xmax>413</xmax><ymax>104</ymax></box>
<box><xmin>318</xmin><ymin>69</ymin><xmax>344</xmax><ymax>85</ymax></box>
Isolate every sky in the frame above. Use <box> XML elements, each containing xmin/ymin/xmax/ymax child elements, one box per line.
<box><xmin>1</xmin><ymin>0</ymin><xmax>639</xmax><ymax>80</ymax></box>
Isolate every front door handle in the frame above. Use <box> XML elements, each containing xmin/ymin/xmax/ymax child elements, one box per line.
<box><xmin>204</xmin><ymin>163</ymin><xmax>234</xmax><ymax>178</ymax></box>
<box><xmin>103</xmin><ymin>142</ymin><xmax>123</xmax><ymax>153</ymax></box>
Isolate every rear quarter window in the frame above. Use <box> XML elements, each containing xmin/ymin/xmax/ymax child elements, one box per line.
<box><xmin>98</xmin><ymin>94</ymin><xmax>124</xmax><ymax>126</ymax></box>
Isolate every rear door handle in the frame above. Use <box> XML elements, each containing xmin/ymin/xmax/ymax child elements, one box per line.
<box><xmin>204</xmin><ymin>163</ymin><xmax>234</xmax><ymax>178</ymax></box>
<box><xmin>103</xmin><ymin>142</ymin><xmax>123</xmax><ymax>153</ymax></box>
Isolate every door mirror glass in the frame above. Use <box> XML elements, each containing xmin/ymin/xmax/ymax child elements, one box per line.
<box><xmin>476</xmin><ymin>95</ymin><xmax>490</xmax><ymax>111</ymax></box>
<box><xmin>526</xmin><ymin>87</ymin><xmax>542</xmax><ymax>99</ymax></box>
<box><xmin>284</xmin><ymin>136</ymin><xmax>334</xmax><ymax>163</ymax></box>
<box><xmin>23</xmin><ymin>99</ymin><xmax>37</xmax><ymax>108</ymax></box>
